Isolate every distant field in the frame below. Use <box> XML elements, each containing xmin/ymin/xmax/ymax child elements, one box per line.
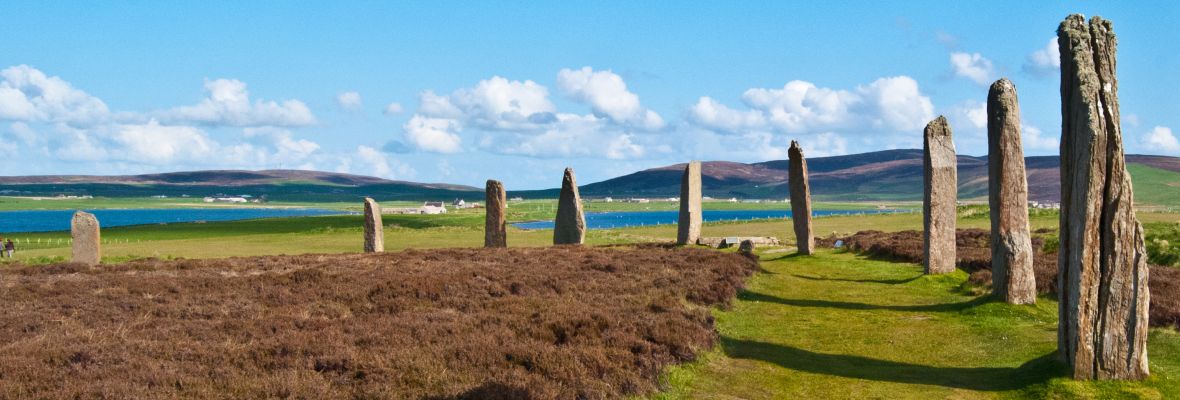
<box><xmin>1128</xmin><ymin>164</ymin><xmax>1180</xmax><ymax>209</ymax></box>
<box><xmin>2</xmin><ymin>206</ymin><xmax>1175</xmax><ymax>265</ymax></box>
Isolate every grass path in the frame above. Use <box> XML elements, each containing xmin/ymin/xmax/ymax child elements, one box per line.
<box><xmin>654</xmin><ymin>250</ymin><xmax>1180</xmax><ymax>399</ymax></box>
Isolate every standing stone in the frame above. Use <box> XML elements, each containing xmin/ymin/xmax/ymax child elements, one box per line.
<box><xmin>788</xmin><ymin>141</ymin><xmax>814</xmax><ymax>255</ymax></box>
<box><xmin>923</xmin><ymin>116</ymin><xmax>957</xmax><ymax>275</ymax></box>
<box><xmin>363</xmin><ymin>197</ymin><xmax>383</xmax><ymax>253</ymax></box>
<box><xmin>71</xmin><ymin>211</ymin><xmax>100</xmax><ymax>265</ymax></box>
<box><xmin>553</xmin><ymin>168</ymin><xmax>585</xmax><ymax>245</ymax></box>
<box><xmin>485</xmin><ymin>179</ymin><xmax>507</xmax><ymax>248</ymax></box>
<box><xmin>677</xmin><ymin>161</ymin><xmax>702</xmax><ymax>245</ymax></box>
<box><xmin>1056</xmin><ymin>14</ymin><xmax>1149</xmax><ymax>380</ymax></box>
<box><xmin>988</xmin><ymin>78</ymin><xmax>1036</xmax><ymax>305</ymax></box>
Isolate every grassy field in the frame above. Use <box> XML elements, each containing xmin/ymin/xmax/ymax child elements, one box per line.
<box><xmin>1128</xmin><ymin>164</ymin><xmax>1180</xmax><ymax>209</ymax></box>
<box><xmin>651</xmin><ymin>250</ymin><xmax>1180</xmax><ymax>399</ymax></box>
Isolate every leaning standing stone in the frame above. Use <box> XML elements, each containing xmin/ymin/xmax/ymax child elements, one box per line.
<box><xmin>788</xmin><ymin>140</ymin><xmax>814</xmax><ymax>255</ymax></box>
<box><xmin>553</xmin><ymin>167</ymin><xmax>586</xmax><ymax>245</ymax></box>
<box><xmin>485</xmin><ymin>179</ymin><xmax>507</xmax><ymax>247</ymax></box>
<box><xmin>923</xmin><ymin>116</ymin><xmax>957</xmax><ymax>274</ymax></box>
<box><xmin>677</xmin><ymin>161</ymin><xmax>702</xmax><ymax>245</ymax></box>
<box><xmin>987</xmin><ymin>78</ymin><xmax>1036</xmax><ymax>305</ymax></box>
<box><xmin>1056</xmin><ymin>14</ymin><xmax>1149</xmax><ymax>380</ymax></box>
<box><xmin>71</xmin><ymin>211</ymin><xmax>101</xmax><ymax>265</ymax></box>
<box><xmin>363</xmin><ymin>197</ymin><xmax>383</xmax><ymax>253</ymax></box>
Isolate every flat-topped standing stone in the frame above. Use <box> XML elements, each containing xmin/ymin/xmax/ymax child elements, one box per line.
<box><xmin>988</xmin><ymin>78</ymin><xmax>1036</xmax><ymax>305</ymax></box>
<box><xmin>923</xmin><ymin>116</ymin><xmax>957</xmax><ymax>275</ymax></box>
<box><xmin>485</xmin><ymin>179</ymin><xmax>507</xmax><ymax>248</ymax></box>
<box><xmin>677</xmin><ymin>161</ymin><xmax>702</xmax><ymax>245</ymax></box>
<box><xmin>1056</xmin><ymin>14</ymin><xmax>1149</xmax><ymax>380</ymax></box>
<box><xmin>363</xmin><ymin>198</ymin><xmax>384</xmax><ymax>253</ymax></box>
<box><xmin>788</xmin><ymin>140</ymin><xmax>814</xmax><ymax>255</ymax></box>
<box><xmin>71</xmin><ymin>211</ymin><xmax>100</xmax><ymax>265</ymax></box>
<box><xmin>553</xmin><ymin>168</ymin><xmax>585</xmax><ymax>245</ymax></box>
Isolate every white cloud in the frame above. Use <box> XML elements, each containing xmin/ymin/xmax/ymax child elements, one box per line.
<box><xmin>336</xmin><ymin>91</ymin><xmax>362</xmax><ymax>111</ymax></box>
<box><xmin>383</xmin><ymin>102</ymin><xmax>404</xmax><ymax>115</ymax></box>
<box><xmin>1023</xmin><ymin>38</ymin><xmax>1060</xmax><ymax>77</ymax></box>
<box><xmin>950</xmin><ymin>52</ymin><xmax>996</xmax><ymax>86</ymax></box>
<box><xmin>354</xmin><ymin>145</ymin><xmax>414</xmax><ymax>179</ymax></box>
<box><xmin>947</xmin><ymin>99</ymin><xmax>987</xmax><ymax>131</ymax></box>
<box><xmin>1144</xmin><ymin>126</ymin><xmax>1180</xmax><ymax>153</ymax></box>
<box><xmin>401</xmin><ymin>73</ymin><xmax>656</xmax><ymax>159</ymax></box>
<box><xmin>112</xmin><ymin>120</ymin><xmax>215</xmax><ymax>164</ymax></box>
<box><xmin>162</xmin><ymin>78</ymin><xmax>315</xmax><ymax>127</ymax></box>
<box><xmin>687</xmin><ymin>76</ymin><xmax>934</xmax><ymax>135</ymax></box>
<box><xmin>1022</xmin><ymin>124</ymin><xmax>1058</xmax><ymax>151</ymax></box>
<box><xmin>0</xmin><ymin>65</ymin><xmax>110</xmax><ymax>126</ymax></box>
<box><xmin>686</xmin><ymin>96</ymin><xmax>766</xmax><ymax>133</ymax></box>
<box><xmin>403</xmin><ymin>115</ymin><xmax>463</xmax><ymax>153</ymax></box>
<box><xmin>556</xmin><ymin>67</ymin><xmax>664</xmax><ymax>130</ymax></box>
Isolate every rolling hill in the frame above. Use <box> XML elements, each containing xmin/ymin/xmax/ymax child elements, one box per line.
<box><xmin>2</xmin><ymin>151</ymin><xmax>1178</xmax><ymax>205</ymax></box>
<box><xmin>569</xmin><ymin>150</ymin><xmax>1180</xmax><ymax>205</ymax></box>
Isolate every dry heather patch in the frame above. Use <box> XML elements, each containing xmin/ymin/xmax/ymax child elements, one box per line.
<box><xmin>0</xmin><ymin>245</ymin><xmax>757</xmax><ymax>399</ymax></box>
<box><xmin>824</xmin><ymin>230</ymin><xmax>1180</xmax><ymax>329</ymax></box>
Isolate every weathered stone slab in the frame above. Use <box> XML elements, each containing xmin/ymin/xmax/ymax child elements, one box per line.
<box><xmin>716</xmin><ymin>236</ymin><xmax>781</xmax><ymax>249</ymax></box>
<box><xmin>1056</xmin><ymin>14</ymin><xmax>1149</xmax><ymax>380</ymax></box>
<box><xmin>485</xmin><ymin>179</ymin><xmax>507</xmax><ymax>248</ymax></box>
<box><xmin>738</xmin><ymin>240</ymin><xmax>755</xmax><ymax>256</ymax></box>
<box><xmin>923</xmin><ymin>116</ymin><xmax>957</xmax><ymax>274</ymax></box>
<box><xmin>553</xmin><ymin>168</ymin><xmax>585</xmax><ymax>245</ymax></box>
<box><xmin>677</xmin><ymin>161</ymin><xmax>702</xmax><ymax>245</ymax></box>
<box><xmin>71</xmin><ymin>211</ymin><xmax>100</xmax><ymax>265</ymax></box>
<box><xmin>789</xmin><ymin>140</ymin><xmax>814</xmax><ymax>255</ymax></box>
<box><xmin>988</xmin><ymin>78</ymin><xmax>1036</xmax><ymax>305</ymax></box>
<box><xmin>363</xmin><ymin>197</ymin><xmax>384</xmax><ymax>253</ymax></box>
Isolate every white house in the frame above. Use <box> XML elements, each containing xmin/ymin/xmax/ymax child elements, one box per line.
<box><xmin>421</xmin><ymin>201</ymin><xmax>448</xmax><ymax>214</ymax></box>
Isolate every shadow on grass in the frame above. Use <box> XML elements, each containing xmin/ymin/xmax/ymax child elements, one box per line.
<box><xmin>791</xmin><ymin>273</ymin><xmax>923</xmax><ymax>285</ymax></box>
<box><xmin>737</xmin><ymin>290</ymin><xmax>993</xmax><ymax>312</ymax></box>
<box><xmin>721</xmin><ymin>337</ymin><xmax>1064</xmax><ymax>391</ymax></box>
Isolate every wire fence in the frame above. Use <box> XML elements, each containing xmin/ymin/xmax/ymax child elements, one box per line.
<box><xmin>0</xmin><ymin>237</ymin><xmax>143</xmax><ymax>250</ymax></box>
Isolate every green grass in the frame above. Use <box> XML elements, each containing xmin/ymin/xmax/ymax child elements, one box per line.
<box><xmin>651</xmin><ymin>250</ymin><xmax>1180</xmax><ymax>399</ymax></box>
<box><xmin>1128</xmin><ymin>164</ymin><xmax>1180</xmax><ymax>209</ymax></box>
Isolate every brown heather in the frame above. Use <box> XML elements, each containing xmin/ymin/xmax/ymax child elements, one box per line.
<box><xmin>0</xmin><ymin>245</ymin><xmax>757</xmax><ymax>399</ymax></box>
<box><xmin>825</xmin><ymin>230</ymin><xmax>1180</xmax><ymax>330</ymax></box>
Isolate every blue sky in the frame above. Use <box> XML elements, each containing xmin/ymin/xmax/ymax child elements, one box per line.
<box><xmin>0</xmin><ymin>1</ymin><xmax>1176</xmax><ymax>189</ymax></box>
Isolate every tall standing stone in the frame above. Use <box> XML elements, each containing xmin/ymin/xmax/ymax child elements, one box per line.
<box><xmin>788</xmin><ymin>141</ymin><xmax>814</xmax><ymax>255</ymax></box>
<box><xmin>485</xmin><ymin>179</ymin><xmax>507</xmax><ymax>248</ymax></box>
<box><xmin>363</xmin><ymin>197</ymin><xmax>383</xmax><ymax>253</ymax></box>
<box><xmin>988</xmin><ymin>79</ymin><xmax>1037</xmax><ymax>305</ymax></box>
<box><xmin>71</xmin><ymin>211</ymin><xmax>100</xmax><ymax>265</ymax></box>
<box><xmin>677</xmin><ymin>161</ymin><xmax>702</xmax><ymax>245</ymax></box>
<box><xmin>553</xmin><ymin>167</ymin><xmax>585</xmax><ymax>245</ymax></box>
<box><xmin>923</xmin><ymin>116</ymin><xmax>957</xmax><ymax>275</ymax></box>
<box><xmin>1056</xmin><ymin>14</ymin><xmax>1149</xmax><ymax>380</ymax></box>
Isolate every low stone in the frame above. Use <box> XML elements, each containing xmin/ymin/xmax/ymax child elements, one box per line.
<box><xmin>363</xmin><ymin>198</ymin><xmax>383</xmax><ymax>253</ymax></box>
<box><xmin>738</xmin><ymin>240</ymin><xmax>755</xmax><ymax>255</ymax></box>
<box><xmin>71</xmin><ymin>211</ymin><xmax>101</xmax><ymax>265</ymax></box>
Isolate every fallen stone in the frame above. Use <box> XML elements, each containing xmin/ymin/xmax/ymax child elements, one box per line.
<box><xmin>553</xmin><ymin>167</ymin><xmax>586</xmax><ymax>245</ymax></box>
<box><xmin>71</xmin><ymin>211</ymin><xmax>101</xmax><ymax>265</ymax></box>
<box><xmin>988</xmin><ymin>78</ymin><xmax>1036</xmax><ymax>305</ymax></box>
<box><xmin>677</xmin><ymin>161</ymin><xmax>702</xmax><ymax>245</ymax></box>
<box><xmin>485</xmin><ymin>179</ymin><xmax>507</xmax><ymax>248</ymax></box>
<box><xmin>923</xmin><ymin>116</ymin><xmax>957</xmax><ymax>274</ymax></box>
<box><xmin>1056</xmin><ymin>14</ymin><xmax>1149</xmax><ymax>380</ymax></box>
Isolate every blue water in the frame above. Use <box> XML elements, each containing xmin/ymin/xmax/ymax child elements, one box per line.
<box><xmin>512</xmin><ymin>209</ymin><xmax>904</xmax><ymax>230</ymax></box>
<box><xmin>0</xmin><ymin>208</ymin><xmax>346</xmax><ymax>233</ymax></box>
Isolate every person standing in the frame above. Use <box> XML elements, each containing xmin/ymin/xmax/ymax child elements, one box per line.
<box><xmin>4</xmin><ymin>239</ymin><xmax>14</xmax><ymax>258</ymax></box>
